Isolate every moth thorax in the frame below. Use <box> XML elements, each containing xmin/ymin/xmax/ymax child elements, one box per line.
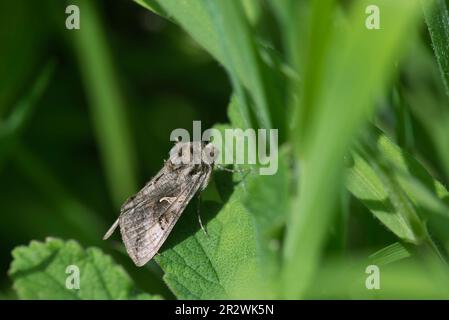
<box><xmin>169</xmin><ymin>141</ymin><xmax>217</xmax><ymax>165</ymax></box>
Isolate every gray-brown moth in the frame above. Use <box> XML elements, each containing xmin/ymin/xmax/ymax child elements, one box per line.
<box><xmin>103</xmin><ymin>141</ymin><xmax>217</xmax><ymax>266</ymax></box>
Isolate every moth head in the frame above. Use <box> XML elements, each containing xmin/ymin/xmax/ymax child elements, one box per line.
<box><xmin>168</xmin><ymin>141</ymin><xmax>218</xmax><ymax>166</ymax></box>
<box><xmin>169</xmin><ymin>142</ymin><xmax>190</xmax><ymax>166</ymax></box>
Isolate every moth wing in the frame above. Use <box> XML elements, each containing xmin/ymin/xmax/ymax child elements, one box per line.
<box><xmin>102</xmin><ymin>168</ymin><xmax>168</xmax><ymax>240</ymax></box>
<box><xmin>119</xmin><ymin>171</ymin><xmax>207</xmax><ymax>267</ymax></box>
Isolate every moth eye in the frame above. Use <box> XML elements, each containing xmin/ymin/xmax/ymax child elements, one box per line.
<box><xmin>210</xmin><ymin>150</ymin><xmax>215</xmax><ymax>157</ymax></box>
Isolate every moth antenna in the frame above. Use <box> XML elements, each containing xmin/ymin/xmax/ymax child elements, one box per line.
<box><xmin>215</xmin><ymin>164</ymin><xmax>247</xmax><ymax>174</ymax></box>
<box><xmin>216</xmin><ymin>164</ymin><xmax>249</xmax><ymax>192</ymax></box>
<box><xmin>103</xmin><ymin>218</ymin><xmax>120</xmax><ymax>240</ymax></box>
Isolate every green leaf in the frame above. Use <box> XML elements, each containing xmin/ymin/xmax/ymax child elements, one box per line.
<box><xmin>139</xmin><ymin>0</ymin><xmax>283</xmax><ymax>131</ymax></box>
<box><xmin>155</xmin><ymin>184</ymin><xmax>268</xmax><ymax>299</ymax></box>
<box><xmin>202</xmin><ymin>0</ymin><xmax>272</xmax><ymax>130</ymax></box>
<box><xmin>267</xmin><ymin>0</ymin><xmax>299</xmax><ymax>66</ymax></box>
<box><xmin>133</xmin><ymin>0</ymin><xmax>168</xmax><ymax>18</ymax></box>
<box><xmin>227</xmin><ymin>95</ymin><xmax>249</xmax><ymax>130</ymax></box>
<box><xmin>9</xmin><ymin>238</ymin><xmax>159</xmax><ymax>300</ymax></box>
<box><xmin>242</xmin><ymin>148</ymin><xmax>290</xmax><ymax>296</ymax></box>
<box><xmin>346</xmin><ymin>150</ymin><xmax>425</xmax><ymax>243</ymax></box>
<box><xmin>346</xmin><ymin>128</ymin><xmax>449</xmax><ymax>243</ymax></box>
<box><xmin>375</xmin><ymin>131</ymin><xmax>449</xmax><ymax>217</ymax></box>
<box><xmin>241</xmin><ymin>0</ymin><xmax>261</xmax><ymax>25</ymax></box>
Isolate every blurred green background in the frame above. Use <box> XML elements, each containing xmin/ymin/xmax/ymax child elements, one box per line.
<box><xmin>0</xmin><ymin>0</ymin><xmax>232</xmax><ymax>297</ymax></box>
<box><xmin>2</xmin><ymin>0</ymin><xmax>449</xmax><ymax>300</ymax></box>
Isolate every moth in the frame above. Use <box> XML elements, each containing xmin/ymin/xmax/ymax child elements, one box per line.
<box><xmin>103</xmin><ymin>140</ymin><xmax>218</xmax><ymax>267</ymax></box>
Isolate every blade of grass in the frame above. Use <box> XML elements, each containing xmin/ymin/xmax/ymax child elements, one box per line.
<box><xmin>268</xmin><ymin>0</ymin><xmax>302</xmax><ymax>70</ymax></box>
<box><xmin>348</xmin><ymin>137</ymin><xmax>449</xmax><ymax>231</ymax></box>
<box><xmin>0</xmin><ymin>61</ymin><xmax>56</xmax><ymax>139</ymax></box>
<box><xmin>292</xmin><ymin>0</ymin><xmax>337</xmax><ymax>146</ymax></box>
<box><xmin>202</xmin><ymin>0</ymin><xmax>254</xmax><ymax>130</ymax></box>
<box><xmin>369</xmin><ymin>242</ymin><xmax>411</xmax><ymax>266</ymax></box>
<box><xmin>346</xmin><ymin>151</ymin><xmax>420</xmax><ymax>242</ymax></box>
<box><xmin>348</xmin><ymin>129</ymin><xmax>449</xmax><ymax>263</ymax></box>
<box><xmin>204</xmin><ymin>0</ymin><xmax>272</xmax><ymax>130</ymax></box>
<box><xmin>241</xmin><ymin>0</ymin><xmax>261</xmax><ymax>26</ymax></box>
<box><xmin>375</xmin><ymin>162</ymin><xmax>427</xmax><ymax>244</ymax></box>
<box><xmin>0</xmin><ymin>61</ymin><xmax>56</xmax><ymax>171</ymax></box>
<box><xmin>374</xmin><ymin>130</ymin><xmax>449</xmax><ymax>217</ymax></box>
<box><xmin>143</xmin><ymin>0</ymin><xmax>287</xmax><ymax>131</ymax></box>
<box><xmin>421</xmin><ymin>0</ymin><xmax>449</xmax><ymax>99</ymax></box>
<box><xmin>283</xmin><ymin>0</ymin><xmax>422</xmax><ymax>298</ymax></box>
<box><xmin>392</xmin><ymin>85</ymin><xmax>415</xmax><ymax>152</ymax></box>
<box><xmin>407</xmin><ymin>90</ymin><xmax>449</xmax><ymax>182</ymax></box>
<box><xmin>71</xmin><ymin>0</ymin><xmax>137</xmax><ymax>207</ymax></box>
<box><xmin>140</xmin><ymin>0</ymin><xmax>250</xmax><ymax>129</ymax></box>
<box><xmin>133</xmin><ymin>0</ymin><xmax>168</xmax><ymax>18</ymax></box>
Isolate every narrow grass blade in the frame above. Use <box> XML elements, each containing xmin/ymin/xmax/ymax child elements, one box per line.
<box><xmin>283</xmin><ymin>0</ymin><xmax>422</xmax><ymax>298</ymax></box>
<box><xmin>71</xmin><ymin>0</ymin><xmax>137</xmax><ymax>207</ymax></box>
<box><xmin>421</xmin><ymin>0</ymin><xmax>449</xmax><ymax>98</ymax></box>
<box><xmin>142</xmin><ymin>0</ymin><xmax>287</xmax><ymax>131</ymax></box>
<box><xmin>0</xmin><ymin>61</ymin><xmax>56</xmax><ymax>170</ymax></box>
<box><xmin>203</xmin><ymin>0</ymin><xmax>272</xmax><ymax>130</ymax></box>
<box><xmin>0</xmin><ymin>61</ymin><xmax>56</xmax><ymax>139</ymax></box>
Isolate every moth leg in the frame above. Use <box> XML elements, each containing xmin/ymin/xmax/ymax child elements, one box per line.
<box><xmin>197</xmin><ymin>194</ymin><xmax>209</xmax><ymax>236</ymax></box>
<box><xmin>215</xmin><ymin>164</ymin><xmax>249</xmax><ymax>192</ymax></box>
<box><xmin>215</xmin><ymin>164</ymin><xmax>238</xmax><ymax>173</ymax></box>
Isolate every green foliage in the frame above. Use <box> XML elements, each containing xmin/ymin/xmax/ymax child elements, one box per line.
<box><xmin>306</xmin><ymin>251</ymin><xmax>449</xmax><ymax>299</ymax></box>
<box><xmin>9</xmin><ymin>238</ymin><xmax>160</xmax><ymax>300</ymax></box>
<box><xmin>242</xmin><ymin>156</ymin><xmax>290</xmax><ymax>296</ymax></box>
<box><xmin>347</xmin><ymin>128</ymin><xmax>449</xmax><ymax>244</ymax></box>
<box><xmin>421</xmin><ymin>0</ymin><xmax>449</xmax><ymax>98</ymax></box>
<box><xmin>3</xmin><ymin>0</ymin><xmax>449</xmax><ymax>300</ymax></box>
<box><xmin>155</xmin><ymin>191</ymin><xmax>260</xmax><ymax>299</ymax></box>
<box><xmin>283</xmin><ymin>0</ymin><xmax>423</xmax><ymax>298</ymax></box>
<box><xmin>72</xmin><ymin>0</ymin><xmax>138</xmax><ymax>206</ymax></box>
